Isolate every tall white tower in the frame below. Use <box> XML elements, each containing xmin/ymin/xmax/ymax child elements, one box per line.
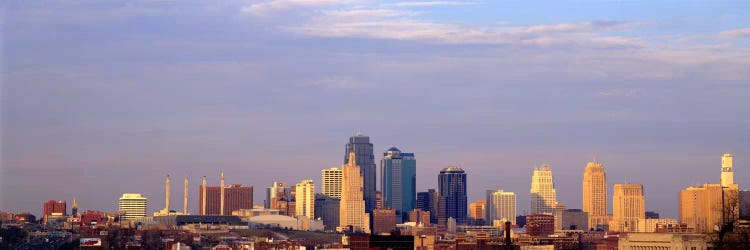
<box><xmin>721</xmin><ymin>153</ymin><xmax>734</xmax><ymax>188</ymax></box>
<box><xmin>530</xmin><ymin>164</ymin><xmax>557</xmax><ymax>214</ymax></box>
<box><xmin>165</xmin><ymin>175</ymin><xmax>171</xmax><ymax>212</ymax></box>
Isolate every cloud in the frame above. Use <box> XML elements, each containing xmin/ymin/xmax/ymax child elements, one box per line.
<box><xmin>241</xmin><ymin>0</ymin><xmax>355</xmax><ymax>15</ymax></box>
<box><xmin>596</xmin><ymin>88</ymin><xmax>643</xmax><ymax>98</ymax></box>
<box><xmin>386</xmin><ymin>1</ymin><xmax>480</xmax><ymax>7</ymax></box>
<box><xmin>719</xmin><ymin>28</ymin><xmax>750</xmax><ymax>39</ymax></box>
<box><xmin>307</xmin><ymin>75</ymin><xmax>363</xmax><ymax>89</ymax></box>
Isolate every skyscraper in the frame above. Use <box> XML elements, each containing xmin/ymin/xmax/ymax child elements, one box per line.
<box><xmin>417</xmin><ymin>189</ymin><xmax>438</xmax><ymax>224</ymax></box>
<box><xmin>119</xmin><ymin>193</ymin><xmax>147</xmax><ymax>220</ymax></box>
<box><xmin>381</xmin><ymin>147</ymin><xmax>417</xmax><ymax>222</ymax></box>
<box><xmin>583</xmin><ymin>161</ymin><xmax>607</xmax><ymax>230</ymax></box>
<box><xmin>438</xmin><ymin>166</ymin><xmax>467</xmax><ymax>225</ymax></box>
<box><xmin>530</xmin><ymin>164</ymin><xmax>557</xmax><ymax>215</ymax></box>
<box><xmin>266</xmin><ymin>181</ymin><xmax>292</xmax><ymax>209</ymax></box>
<box><xmin>610</xmin><ymin>184</ymin><xmax>645</xmax><ymax>232</ymax></box>
<box><xmin>345</xmin><ymin>132</ymin><xmax>377</xmax><ymax>213</ymax></box>
<box><xmin>722</xmin><ymin>153</ymin><xmax>734</xmax><ymax>188</ymax></box>
<box><xmin>679</xmin><ymin>153</ymin><xmax>739</xmax><ymax>233</ymax></box>
<box><xmin>321</xmin><ymin>168</ymin><xmax>343</xmax><ymax>199</ymax></box>
<box><xmin>340</xmin><ymin>151</ymin><xmax>370</xmax><ymax>233</ymax></box>
<box><xmin>469</xmin><ymin>200</ymin><xmax>486</xmax><ymax>221</ymax></box>
<box><xmin>295</xmin><ymin>179</ymin><xmax>315</xmax><ymax>219</ymax></box>
<box><xmin>485</xmin><ymin>190</ymin><xmax>516</xmax><ymax>226</ymax></box>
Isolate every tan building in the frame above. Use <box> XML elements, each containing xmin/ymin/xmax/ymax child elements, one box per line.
<box><xmin>618</xmin><ymin>232</ymin><xmax>709</xmax><ymax>250</ymax></box>
<box><xmin>321</xmin><ymin>167</ymin><xmax>342</xmax><ymax>199</ymax></box>
<box><xmin>372</xmin><ymin>208</ymin><xmax>397</xmax><ymax>235</ymax></box>
<box><xmin>610</xmin><ymin>184</ymin><xmax>644</xmax><ymax>232</ymax></box>
<box><xmin>339</xmin><ymin>151</ymin><xmax>370</xmax><ymax>233</ymax></box>
<box><xmin>636</xmin><ymin>218</ymin><xmax>679</xmax><ymax>232</ymax></box>
<box><xmin>295</xmin><ymin>179</ymin><xmax>315</xmax><ymax>219</ymax></box>
<box><xmin>583</xmin><ymin>161</ymin><xmax>607</xmax><ymax>230</ymax></box>
<box><xmin>485</xmin><ymin>190</ymin><xmax>517</xmax><ymax>225</ymax></box>
<box><xmin>679</xmin><ymin>153</ymin><xmax>739</xmax><ymax>233</ymax></box>
<box><xmin>469</xmin><ymin>200</ymin><xmax>486</xmax><ymax>220</ymax></box>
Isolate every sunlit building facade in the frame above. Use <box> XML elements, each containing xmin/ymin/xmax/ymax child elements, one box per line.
<box><xmin>583</xmin><ymin>161</ymin><xmax>607</xmax><ymax>230</ymax></box>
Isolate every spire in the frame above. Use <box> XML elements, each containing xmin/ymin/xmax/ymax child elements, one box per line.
<box><xmin>165</xmin><ymin>174</ymin><xmax>171</xmax><ymax>212</ymax></box>
<box><xmin>220</xmin><ymin>171</ymin><xmax>225</xmax><ymax>215</ymax></box>
<box><xmin>201</xmin><ymin>176</ymin><xmax>207</xmax><ymax>215</ymax></box>
<box><xmin>184</xmin><ymin>176</ymin><xmax>189</xmax><ymax>215</ymax></box>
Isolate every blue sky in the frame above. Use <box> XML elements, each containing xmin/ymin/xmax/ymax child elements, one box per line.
<box><xmin>2</xmin><ymin>0</ymin><xmax>750</xmax><ymax>218</ymax></box>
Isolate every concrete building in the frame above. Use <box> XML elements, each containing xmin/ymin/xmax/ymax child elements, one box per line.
<box><xmin>438</xmin><ymin>166</ymin><xmax>467</xmax><ymax>225</ymax></box>
<box><xmin>295</xmin><ymin>180</ymin><xmax>315</xmax><ymax>219</ymax></box>
<box><xmin>636</xmin><ymin>218</ymin><xmax>679</xmax><ymax>232</ymax></box>
<box><xmin>618</xmin><ymin>232</ymin><xmax>709</xmax><ymax>250</ymax></box>
<box><xmin>485</xmin><ymin>190</ymin><xmax>516</xmax><ymax>226</ymax></box>
<box><xmin>562</xmin><ymin>209</ymin><xmax>588</xmax><ymax>230</ymax></box>
<box><xmin>722</xmin><ymin>153</ymin><xmax>734</xmax><ymax>188</ymax></box>
<box><xmin>417</xmin><ymin>189</ymin><xmax>438</xmax><ymax>224</ymax></box>
<box><xmin>381</xmin><ymin>147</ymin><xmax>417</xmax><ymax>223</ymax></box>
<box><xmin>526</xmin><ymin>214</ymin><xmax>555</xmax><ymax>236</ymax></box>
<box><xmin>314</xmin><ymin>194</ymin><xmax>340</xmax><ymax>231</ymax></box>
<box><xmin>469</xmin><ymin>200</ymin><xmax>486</xmax><ymax>221</ymax></box>
<box><xmin>339</xmin><ymin>151</ymin><xmax>370</xmax><ymax>233</ymax></box>
<box><xmin>372</xmin><ymin>208</ymin><xmax>397</xmax><ymax>235</ymax></box>
<box><xmin>610</xmin><ymin>184</ymin><xmax>645</xmax><ymax>232</ymax></box>
<box><xmin>321</xmin><ymin>168</ymin><xmax>342</xmax><ymax>199</ymax></box>
<box><xmin>408</xmin><ymin>209</ymin><xmax>430</xmax><ymax>226</ymax></box>
<box><xmin>232</xmin><ymin>208</ymin><xmax>280</xmax><ymax>218</ymax></box>
<box><xmin>199</xmin><ymin>175</ymin><xmax>253</xmax><ymax>215</ymax></box>
<box><xmin>345</xmin><ymin>132</ymin><xmax>377</xmax><ymax>213</ymax></box>
<box><xmin>582</xmin><ymin>161</ymin><xmax>607</xmax><ymax>230</ymax></box>
<box><xmin>43</xmin><ymin>200</ymin><xmax>66</xmax><ymax>222</ymax></box>
<box><xmin>530</xmin><ymin>164</ymin><xmax>557</xmax><ymax>215</ymax></box>
<box><xmin>119</xmin><ymin>193</ymin><xmax>147</xmax><ymax>220</ymax></box>
<box><xmin>679</xmin><ymin>153</ymin><xmax>739</xmax><ymax>233</ymax></box>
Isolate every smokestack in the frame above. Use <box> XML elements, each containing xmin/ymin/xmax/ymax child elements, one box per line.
<box><xmin>202</xmin><ymin>176</ymin><xmax>207</xmax><ymax>215</ymax></box>
<box><xmin>184</xmin><ymin>176</ymin><xmax>189</xmax><ymax>214</ymax></box>
<box><xmin>220</xmin><ymin>172</ymin><xmax>225</xmax><ymax>215</ymax></box>
<box><xmin>504</xmin><ymin>221</ymin><xmax>512</xmax><ymax>249</ymax></box>
<box><xmin>165</xmin><ymin>175</ymin><xmax>171</xmax><ymax>213</ymax></box>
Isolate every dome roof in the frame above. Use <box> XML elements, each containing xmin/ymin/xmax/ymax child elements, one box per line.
<box><xmin>387</xmin><ymin>147</ymin><xmax>400</xmax><ymax>152</ymax></box>
<box><xmin>248</xmin><ymin>215</ymin><xmax>297</xmax><ymax>223</ymax></box>
<box><xmin>441</xmin><ymin>166</ymin><xmax>465</xmax><ymax>173</ymax></box>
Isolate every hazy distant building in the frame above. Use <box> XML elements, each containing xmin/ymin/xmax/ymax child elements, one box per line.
<box><xmin>562</xmin><ymin>209</ymin><xmax>589</xmax><ymax>230</ymax></box>
<box><xmin>582</xmin><ymin>161</ymin><xmax>607</xmax><ymax>230</ymax></box>
<box><xmin>321</xmin><ymin>168</ymin><xmax>343</xmax><ymax>199</ymax></box>
<box><xmin>485</xmin><ymin>190</ymin><xmax>516</xmax><ymax>226</ymax></box>
<box><xmin>530</xmin><ymin>164</ymin><xmax>557</xmax><ymax>215</ymax></box>
<box><xmin>199</xmin><ymin>176</ymin><xmax>253</xmax><ymax>215</ymax></box>
<box><xmin>266</xmin><ymin>181</ymin><xmax>292</xmax><ymax>209</ymax></box>
<box><xmin>119</xmin><ymin>193</ymin><xmax>147</xmax><ymax>220</ymax></box>
<box><xmin>314</xmin><ymin>194</ymin><xmax>340</xmax><ymax>230</ymax></box>
<box><xmin>381</xmin><ymin>147</ymin><xmax>417</xmax><ymax>223</ymax></box>
<box><xmin>417</xmin><ymin>189</ymin><xmax>438</xmax><ymax>224</ymax></box>
<box><xmin>372</xmin><ymin>208</ymin><xmax>397</xmax><ymax>235</ymax></box>
<box><xmin>295</xmin><ymin>180</ymin><xmax>315</xmax><ymax>219</ymax></box>
<box><xmin>345</xmin><ymin>132</ymin><xmax>377</xmax><ymax>213</ymax></box>
<box><xmin>438</xmin><ymin>167</ymin><xmax>467</xmax><ymax>225</ymax></box>
<box><xmin>469</xmin><ymin>200</ymin><xmax>486</xmax><ymax>221</ymax></box>
<box><xmin>339</xmin><ymin>151</ymin><xmax>370</xmax><ymax>233</ymax></box>
<box><xmin>610</xmin><ymin>184</ymin><xmax>645</xmax><ymax>232</ymax></box>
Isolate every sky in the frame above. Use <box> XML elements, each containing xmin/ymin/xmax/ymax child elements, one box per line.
<box><xmin>2</xmin><ymin>0</ymin><xmax>750</xmax><ymax>218</ymax></box>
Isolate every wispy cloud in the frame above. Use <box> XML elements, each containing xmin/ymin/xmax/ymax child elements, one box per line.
<box><xmin>719</xmin><ymin>28</ymin><xmax>750</xmax><ymax>39</ymax></box>
<box><xmin>241</xmin><ymin>0</ymin><xmax>356</xmax><ymax>15</ymax></box>
<box><xmin>386</xmin><ymin>1</ymin><xmax>480</xmax><ymax>7</ymax></box>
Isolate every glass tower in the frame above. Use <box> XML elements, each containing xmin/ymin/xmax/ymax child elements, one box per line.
<box><xmin>438</xmin><ymin>167</ymin><xmax>467</xmax><ymax>225</ymax></box>
<box><xmin>345</xmin><ymin>132</ymin><xmax>377</xmax><ymax>213</ymax></box>
<box><xmin>381</xmin><ymin>147</ymin><xmax>416</xmax><ymax>222</ymax></box>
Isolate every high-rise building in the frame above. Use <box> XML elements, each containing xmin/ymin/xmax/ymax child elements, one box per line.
<box><xmin>530</xmin><ymin>164</ymin><xmax>557</xmax><ymax>215</ymax></box>
<box><xmin>199</xmin><ymin>174</ymin><xmax>253</xmax><ymax>215</ymax></box>
<box><xmin>409</xmin><ymin>209</ymin><xmax>431</xmax><ymax>225</ymax></box>
<box><xmin>295</xmin><ymin>180</ymin><xmax>315</xmax><ymax>219</ymax></box>
<box><xmin>381</xmin><ymin>147</ymin><xmax>417</xmax><ymax>223</ymax></box>
<box><xmin>609</xmin><ymin>184</ymin><xmax>645</xmax><ymax>232</ymax></box>
<box><xmin>43</xmin><ymin>200</ymin><xmax>66</xmax><ymax>222</ymax></box>
<box><xmin>345</xmin><ymin>132</ymin><xmax>377</xmax><ymax>213</ymax></box>
<box><xmin>72</xmin><ymin>198</ymin><xmax>78</xmax><ymax>216</ymax></box>
<box><xmin>321</xmin><ymin>168</ymin><xmax>343</xmax><ymax>199</ymax></box>
<box><xmin>417</xmin><ymin>189</ymin><xmax>438</xmax><ymax>224</ymax></box>
<box><xmin>485</xmin><ymin>190</ymin><xmax>516</xmax><ymax>226</ymax></box>
<box><xmin>118</xmin><ymin>193</ymin><xmax>147</xmax><ymax>220</ymax></box>
<box><xmin>438</xmin><ymin>167</ymin><xmax>467</xmax><ymax>225</ymax></box>
<box><xmin>314</xmin><ymin>194</ymin><xmax>340</xmax><ymax>231</ymax></box>
<box><xmin>469</xmin><ymin>200</ymin><xmax>486</xmax><ymax>220</ymax></box>
<box><xmin>562</xmin><ymin>209</ymin><xmax>589</xmax><ymax>230</ymax></box>
<box><xmin>372</xmin><ymin>208</ymin><xmax>397</xmax><ymax>235</ymax></box>
<box><xmin>526</xmin><ymin>214</ymin><xmax>555</xmax><ymax>236</ymax></box>
<box><xmin>722</xmin><ymin>153</ymin><xmax>734</xmax><ymax>188</ymax></box>
<box><xmin>266</xmin><ymin>181</ymin><xmax>292</xmax><ymax>210</ymax></box>
<box><xmin>340</xmin><ymin>151</ymin><xmax>370</xmax><ymax>233</ymax></box>
<box><xmin>582</xmin><ymin>161</ymin><xmax>607</xmax><ymax>230</ymax></box>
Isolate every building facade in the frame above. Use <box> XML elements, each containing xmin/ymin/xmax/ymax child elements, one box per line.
<box><xmin>295</xmin><ymin>180</ymin><xmax>315</xmax><ymax>219</ymax></box>
<box><xmin>266</xmin><ymin>181</ymin><xmax>292</xmax><ymax>209</ymax></box>
<box><xmin>526</xmin><ymin>214</ymin><xmax>555</xmax><ymax>236</ymax></box>
<box><xmin>485</xmin><ymin>190</ymin><xmax>516</xmax><ymax>226</ymax></box>
<box><xmin>417</xmin><ymin>189</ymin><xmax>438</xmax><ymax>224</ymax></box>
<box><xmin>582</xmin><ymin>161</ymin><xmax>607</xmax><ymax>230</ymax></box>
<box><xmin>119</xmin><ymin>193</ymin><xmax>147</xmax><ymax>220</ymax></box>
<box><xmin>438</xmin><ymin>167</ymin><xmax>467</xmax><ymax>225</ymax></box>
<box><xmin>381</xmin><ymin>147</ymin><xmax>417</xmax><ymax>223</ymax></box>
<box><xmin>321</xmin><ymin>168</ymin><xmax>342</xmax><ymax>199</ymax></box>
<box><xmin>679</xmin><ymin>154</ymin><xmax>739</xmax><ymax>233</ymax></box>
<box><xmin>530</xmin><ymin>164</ymin><xmax>558</xmax><ymax>215</ymax></box>
<box><xmin>339</xmin><ymin>151</ymin><xmax>370</xmax><ymax>233</ymax></box>
<box><xmin>469</xmin><ymin>200</ymin><xmax>486</xmax><ymax>221</ymax></box>
<box><xmin>345</xmin><ymin>132</ymin><xmax>377</xmax><ymax>213</ymax></box>
<box><xmin>610</xmin><ymin>184</ymin><xmax>645</xmax><ymax>232</ymax></box>
<box><xmin>199</xmin><ymin>182</ymin><xmax>253</xmax><ymax>215</ymax></box>
<box><xmin>618</xmin><ymin>233</ymin><xmax>708</xmax><ymax>250</ymax></box>
<box><xmin>562</xmin><ymin>209</ymin><xmax>589</xmax><ymax>230</ymax></box>
<box><xmin>314</xmin><ymin>194</ymin><xmax>340</xmax><ymax>231</ymax></box>
<box><xmin>372</xmin><ymin>208</ymin><xmax>397</xmax><ymax>235</ymax></box>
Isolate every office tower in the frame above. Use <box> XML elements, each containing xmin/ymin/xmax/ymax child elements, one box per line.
<box><xmin>381</xmin><ymin>147</ymin><xmax>417</xmax><ymax>223</ymax></box>
<box><xmin>345</xmin><ymin>132</ymin><xmax>377</xmax><ymax>213</ymax></box>
<box><xmin>372</xmin><ymin>208</ymin><xmax>397</xmax><ymax>235</ymax></box>
<box><xmin>562</xmin><ymin>209</ymin><xmax>589</xmax><ymax>230</ymax></box>
<box><xmin>679</xmin><ymin>183</ymin><xmax>738</xmax><ymax>233</ymax></box>
<box><xmin>43</xmin><ymin>200</ymin><xmax>66</xmax><ymax>222</ymax></box>
<box><xmin>438</xmin><ymin>166</ymin><xmax>467</xmax><ymax>225</ymax></box>
<box><xmin>266</xmin><ymin>181</ymin><xmax>292</xmax><ymax>209</ymax></box>
<box><xmin>469</xmin><ymin>200</ymin><xmax>486</xmax><ymax>220</ymax></box>
<box><xmin>321</xmin><ymin>168</ymin><xmax>343</xmax><ymax>199</ymax></box>
<box><xmin>526</xmin><ymin>214</ymin><xmax>555</xmax><ymax>236</ymax></box>
<box><xmin>409</xmin><ymin>209</ymin><xmax>431</xmax><ymax>225</ymax></box>
<box><xmin>295</xmin><ymin>180</ymin><xmax>315</xmax><ymax>219</ymax></box>
<box><xmin>118</xmin><ymin>193</ymin><xmax>147</xmax><ymax>220</ymax></box>
<box><xmin>315</xmin><ymin>194</ymin><xmax>340</xmax><ymax>231</ymax></box>
<box><xmin>722</xmin><ymin>153</ymin><xmax>734</xmax><ymax>187</ymax></box>
<box><xmin>530</xmin><ymin>164</ymin><xmax>557</xmax><ymax>215</ymax></box>
<box><xmin>554</xmin><ymin>203</ymin><xmax>566</xmax><ymax>230</ymax></box>
<box><xmin>199</xmin><ymin>173</ymin><xmax>253</xmax><ymax>215</ymax></box>
<box><xmin>485</xmin><ymin>190</ymin><xmax>516</xmax><ymax>226</ymax></box>
<box><xmin>72</xmin><ymin>198</ymin><xmax>78</xmax><ymax>216</ymax></box>
<box><xmin>610</xmin><ymin>184</ymin><xmax>645</xmax><ymax>232</ymax></box>
<box><xmin>582</xmin><ymin>161</ymin><xmax>607</xmax><ymax>230</ymax></box>
<box><xmin>417</xmin><ymin>189</ymin><xmax>438</xmax><ymax>224</ymax></box>
<box><xmin>184</xmin><ymin>176</ymin><xmax>189</xmax><ymax>214</ymax></box>
<box><xmin>340</xmin><ymin>151</ymin><xmax>371</xmax><ymax>233</ymax></box>
<box><xmin>645</xmin><ymin>211</ymin><xmax>659</xmax><ymax>219</ymax></box>
<box><xmin>376</xmin><ymin>191</ymin><xmax>383</xmax><ymax>209</ymax></box>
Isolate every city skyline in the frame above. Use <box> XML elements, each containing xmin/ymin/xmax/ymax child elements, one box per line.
<box><xmin>3</xmin><ymin>1</ymin><xmax>750</xmax><ymax>220</ymax></box>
